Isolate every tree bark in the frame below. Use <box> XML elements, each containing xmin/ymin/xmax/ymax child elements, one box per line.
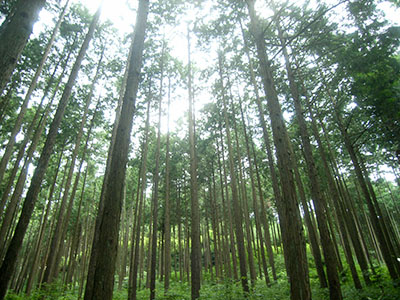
<box><xmin>0</xmin><ymin>0</ymin><xmax>46</xmax><ymax>94</ymax></box>
<box><xmin>218</xmin><ymin>52</ymin><xmax>249</xmax><ymax>294</ymax></box>
<box><xmin>0</xmin><ymin>0</ymin><xmax>68</xmax><ymax>183</ymax></box>
<box><xmin>0</xmin><ymin>42</ymin><xmax>72</xmax><ymax>217</ymax></box>
<box><xmin>245</xmin><ymin>2</ymin><xmax>311</xmax><ymax>299</ymax></box>
<box><xmin>333</xmin><ymin>100</ymin><xmax>400</xmax><ymax>279</ymax></box>
<box><xmin>25</xmin><ymin>152</ymin><xmax>63</xmax><ymax>295</ymax></box>
<box><xmin>217</xmin><ymin>126</ymin><xmax>238</xmax><ymax>280</ymax></box>
<box><xmin>230</xmin><ymin>97</ymin><xmax>257</xmax><ymax>287</ymax></box>
<box><xmin>84</xmin><ymin>1</ymin><xmax>149</xmax><ymax>299</ymax></box>
<box><xmin>0</xmin><ymin>5</ymin><xmax>100</xmax><ymax>298</ymax></box>
<box><xmin>187</xmin><ymin>27</ymin><xmax>201</xmax><ymax>300</ymax></box>
<box><xmin>42</xmin><ymin>46</ymin><xmax>104</xmax><ymax>285</ymax></box>
<box><xmin>274</xmin><ymin>12</ymin><xmax>342</xmax><ymax>298</ymax></box>
<box><xmin>128</xmin><ymin>99</ymin><xmax>150</xmax><ymax>300</ymax></box>
<box><xmin>164</xmin><ymin>76</ymin><xmax>172</xmax><ymax>293</ymax></box>
<box><xmin>238</xmin><ymin>98</ymin><xmax>272</xmax><ymax>285</ymax></box>
<box><xmin>149</xmin><ymin>46</ymin><xmax>164</xmax><ymax>300</ymax></box>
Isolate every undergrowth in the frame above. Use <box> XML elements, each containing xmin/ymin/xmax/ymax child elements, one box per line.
<box><xmin>5</xmin><ymin>272</ymin><xmax>400</xmax><ymax>300</ymax></box>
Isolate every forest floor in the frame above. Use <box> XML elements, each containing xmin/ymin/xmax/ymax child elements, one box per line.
<box><xmin>5</xmin><ymin>270</ymin><xmax>400</xmax><ymax>300</ymax></box>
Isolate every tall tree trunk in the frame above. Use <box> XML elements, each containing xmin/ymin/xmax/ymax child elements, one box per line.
<box><xmin>0</xmin><ymin>5</ymin><xmax>100</xmax><ymax>298</ymax></box>
<box><xmin>164</xmin><ymin>76</ymin><xmax>172</xmax><ymax>293</ymax></box>
<box><xmin>274</xmin><ymin>12</ymin><xmax>342</xmax><ymax>299</ymax></box>
<box><xmin>317</xmin><ymin>106</ymin><xmax>376</xmax><ymax>276</ymax></box>
<box><xmin>84</xmin><ymin>1</ymin><xmax>148</xmax><ymax>299</ymax></box>
<box><xmin>245</xmin><ymin>2</ymin><xmax>311</xmax><ymax>299</ymax></box>
<box><xmin>177</xmin><ymin>183</ymin><xmax>183</xmax><ymax>282</ymax></box>
<box><xmin>128</xmin><ymin>99</ymin><xmax>151</xmax><ymax>300</ymax></box>
<box><xmin>304</xmin><ymin>93</ymin><xmax>367</xmax><ymax>288</ymax></box>
<box><xmin>0</xmin><ymin>0</ymin><xmax>69</xmax><ymax>182</ymax></box>
<box><xmin>0</xmin><ymin>0</ymin><xmax>46</xmax><ymax>94</ymax></box>
<box><xmin>230</xmin><ymin>96</ymin><xmax>257</xmax><ymax>287</ymax></box>
<box><xmin>42</xmin><ymin>46</ymin><xmax>104</xmax><ymax>285</ymax></box>
<box><xmin>149</xmin><ymin>46</ymin><xmax>164</xmax><ymax>300</ymax></box>
<box><xmin>78</xmin><ymin>184</ymin><xmax>97</xmax><ymax>300</ymax></box>
<box><xmin>0</xmin><ymin>73</ymin><xmax>65</xmax><ymax>257</ymax></box>
<box><xmin>333</xmin><ymin>99</ymin><xmax>400</xmax><ymax>279</ymax></box>
<box><xmin>24</xmin><ymin>149</ymin><xmax>63</xmax><ymax>294</ymax></box>
<box><xmin>210</xmin><ymin>168</ymin><xmax>222</xmax><ymax>281</ymax></box>
<box><xmin>38</xmin><ymin>159</ymin><xmax>70</xmax><ymax>288</ymax></box>
<box><xmin>187</xmin><ymin>27</ymin><xmax>201</xmax><ymax>300</ymax></box>
<box><xmin>0</xmin><ymin>41</ymin><xmax>72</xmax><ymax>216</ymax></box>
<box><xmin>241</xmin><ymin>16</ymin><xmax>285</xmax><ymax>284</ymax></box>
<box><xmin>290</xmin><ymin>155</ymin><xmax>328</xmax><ymax>288</ymax></box>
<box><xmin>83</xmin><ymin>17</ymin><xmax>132</xmax><ymax>299</ymax></box>
<box><xmin>65</xmin><ymin>165</ymin><xmax>89</xmax><ymax>287</ymax></box>
<box><xmin>238</xmin><ymin>98</ymin><xmax>272</xmax><ymax>285</ymax></box>
<box><xmin>216</xmin><ymin>127</ymin><xmax>238</xmax><ymax>280</ymax></box>
<box><xmin>218</xmin><ymin>52</ymin><xmax>249</xmax><ymax>294</ymax></box>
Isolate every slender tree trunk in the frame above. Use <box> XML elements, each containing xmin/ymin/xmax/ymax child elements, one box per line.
<box><xmin>216</xmin><ymin>127</ymin><xmax>238</xmax><ymax>280</ymax></box>
<box><xmin>0</xmin><ymin>5</ymin><xmax>100</xmax><ymax>297</ymax></box>
<box><xmin>334</xmin><ymin>104</ymin><xmax>400</xmax><ymax>279</ymax></box>
<box><xmin>42</xmin><ymin>47</ymin><xmax>104</xmax><ymax>285</ymax></box>
<box><xmin>218</xmin><ymin>52</ymin><xmax>249</xmax><ymax>294</ymax></box>
<box><xmin>210</xmin><ymin>169</ymin><xmax>222</xmax><ymax>281</ymax></box>
<box><xmin>238</xmin><ymin>98</ymin><xmax>271</xmax><ymax>285</ymax></box>
<box><xmin>187</xmin><ymin>27</ymin><xmax>201</xmax><ymax>300</ymax></box>
<box><xmin>58</xmin><ymin>98</ymin><xmax>102</xmax><ymax>284</ymax></box>
<box><xmin>241</xmin><ymin>16</ymin><xmax>284</xmax><ymax>284</ymax></box>
<box><xmin>0</xmin><ymin>0</ymin><xmax>46</xmax><ymax>94</ymax></box>
<box><xmin>0</xmin><ymin>0</ymin><xmax>69</xmax><ymax>182</ymax></box>
<box><xmin>83</xmin><ymin>18</ymin><xmax>132</xmax><ymax>300</ymax></box>
<box><xmin>303</xmin><ymin>94</ymin><xmax>366</xmax><ymax>288</ymax></box>
<box><xmin>128</xmin><ymin>99</ymin><xmax>151</xmax><ymax>300</ymax></box>
<box><xmin>25</xmin><ymin>151</ymin><xmax>63</xmax><ymax>295</ymax></box>
<box><xmin>290</xmin><ymin>157</ymin><xmax>328</xmax><ymax>288</ymax></box>
<box><xmin>0</xmin><ymin>40</ymin><xmax>73</xmax><ymax>216</ymax></box>
<box><xmin>177</xmin><ymin>184</ymin><xmax>183</xmax><ymax>282</ymax></box>
<box><xmin>164</xmin><ymin>76</ymin><xmax>171</xmax><ymax>293</ymax></box>
<box><xmin>317</xmin><ymin>107</ymin><xmax>375</xmax><ymax>276</ymax></box>
<box><xmin>38</xmin><ymin>159</ymin><xmax>70</xmax><ymax>288</ymax></box>
<box><xmin>149</xmin><ymin>49</ymin><xmax>164</xmax><ymax>300</ymax></box>
<box><xmin>245</xmin><ymin>2</ymin><xmax>311</xmax><ymax>299</ymax></box>
<box><xmin>230</xmin><ymin>97</ymin><xmax>257</xmax><ymax>287</ymax></box>
<box><xmin>78</xmin><ymin>184</ymin><xmax>97</xmax><ymax>300</ymax></box>
<box><xmin>65</xmin><ymin>165</ymin><xmax>89</xmax><ymax>287</ymax></box>
<box><xmin>84</xmin><ymin>1</ymin><xmax>148</xmax><ymax>299</ymax></box>
<box><xmin>274</xmin><ymin>15</ymin><xmax>342</xmax><ymax>299</ymax></box>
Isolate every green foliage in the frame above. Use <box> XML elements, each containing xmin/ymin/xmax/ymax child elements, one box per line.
<box><xmin>4</xmin><ymin>292</ymin><xmax>23</xmax><ymax>300</ymax></box>
<box><xmin>199</xmin><ymin>280</ymin><xmax>245</xmax><ymax>300</ymax></box>
<box><xmin>30</xmin><ymin>282</ymin><xmax>77</xmax><ymax>300</ymax></box>
<box><xmin>9</xmin><ymin>273</ymin><xmax>400</xmax><ymax>300</ymax></box>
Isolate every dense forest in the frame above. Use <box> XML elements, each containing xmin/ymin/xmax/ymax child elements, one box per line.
<box><xmin>0</xmin><ymin>0</ymin><xmax>399</xmax><ymax>299</ymax></box>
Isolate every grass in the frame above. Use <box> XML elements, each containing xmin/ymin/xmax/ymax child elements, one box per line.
<box><xmin>5</xmin><ymin>270</ymin><xmax>400</xmax><ymax>300</ymax></box>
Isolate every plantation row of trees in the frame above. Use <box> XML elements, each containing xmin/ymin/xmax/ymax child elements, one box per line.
<box><xmin>0</xmin><ymin>0</ymin><xmax>399</xmax><ymax>300</ymax></box>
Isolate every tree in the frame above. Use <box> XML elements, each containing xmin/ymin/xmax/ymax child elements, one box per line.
<box><xmin>187</xmin><ymin>26</ymin><xmax>201</xmax><ymax>300</ymax></box>
<box><xmin>0</xmin><ymin>0</ymin><xmax>47</xmax><ymax>94</ymax></box>
<box><xmin>0</xmin><ymin>4</ymin><xmax>101</xmax><ymax>298</ymax></box>
<box><xmin>246</xmin><ymin>1</ymin><xmax>311</xmax><ymax>299</ymax></box>
<box><xmin>0</xmin><ymin>0</ymin><xmax>69</xmax><ymax>185</ymax></box>
<box><xmin>218</xmin><ymin>51</ymin><xmax>249</xmax><ymax>294</ymax></box>
<box><xmin>84</xmin><ymin>1</ymin><xmax>149</xmax><ymax>299</ymax></box>
<box><xmin>163</xmin><ymin>75</ymin><xmax>172</xmax><ymax>293</ymax></box>
<box><xmin>272</xmin><ymin>4</ymin><xmax>342</xmax><ymax>298</ymax></box>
